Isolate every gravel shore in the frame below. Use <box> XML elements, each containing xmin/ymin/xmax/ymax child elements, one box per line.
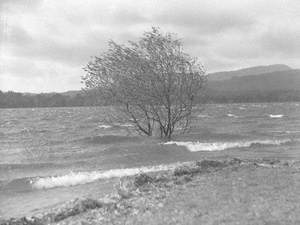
<box><xmin>2</xmin><ymin>158</ymin><xmax>300</xmax><ymax>225</ymax></box>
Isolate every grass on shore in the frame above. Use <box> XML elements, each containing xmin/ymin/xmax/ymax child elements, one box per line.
<box><xmin>2</xmin><ymin>158</ymin><xmax>300</xmax><ymax>225</ymax></box>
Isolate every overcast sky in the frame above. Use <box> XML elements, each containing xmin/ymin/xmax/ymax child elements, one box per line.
<box><xmin>0</xmin><ymin>0</ymin><xmax>299</xmax><ymax>92</ymax></box>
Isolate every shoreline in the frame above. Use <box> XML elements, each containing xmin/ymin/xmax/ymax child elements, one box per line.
<box><xmin>1</xmin><ymin>158</ymin><xmax>300</xmax><ymax>225</ymax></box>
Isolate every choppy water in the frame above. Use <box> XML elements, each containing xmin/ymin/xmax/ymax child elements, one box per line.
<box><xmin>0</xmin><ymin>103</ymin><xmax>300</xmax><ymax>218</ymax></box>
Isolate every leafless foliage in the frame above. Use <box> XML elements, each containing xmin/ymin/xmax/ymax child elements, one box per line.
<box><xmin>83</xmin><ymin>28</ymin><xmax>207</xmax><ymax>139</ymax></box>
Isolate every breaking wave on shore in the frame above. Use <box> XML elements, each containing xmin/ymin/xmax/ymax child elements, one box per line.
<box><xmin>164</xmin><ymin>139</ymin><xmax>292</xmax><ymax>152</ymax></box>
<box><xmin>269</xmin><ymin>114</ymin><xmax>284</xmax><ymax>118</ymax></box>
<box><xmin>31</xmin><ymin>163</ymin><xmax>179</xmax><ymax>190</ymax></box>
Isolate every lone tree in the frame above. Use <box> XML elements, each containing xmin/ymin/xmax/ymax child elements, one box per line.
<box><xmin>83</xmin><ymin>28</ymin><xmax>206</xmax><ymax>140</ymax></box>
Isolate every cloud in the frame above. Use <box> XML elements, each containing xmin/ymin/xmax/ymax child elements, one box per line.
<box><xmin>0</xmin><ymin>0</ymin><xmax>40</xmax><ymax>8</ymax></box>
<box><xmin>7</xmin><ymin>33</ymin><xmax>104</xmax><ymax>66</ymax></box>
<box><xmin>0</xmin><ymin>0</ymin><xmax>42</xmax><ymax>13</ymax></box>
<box><xmin>0</xmin><ymin>0</ymin><xmax>300</xmax><ymax>92</ymax></box>
<box><xmin>156</xmin><ymin>9</ymin><xmax>255</xmax><ymax>35</ymax></box>
<box><xmin>260</xmin><ymin>28</ymin><xmax>300</xmax><ymax>57</ymax></box>
<box><xmin>0</xmin><ymin>56</ymin><xmax>83</xmax><ymax>92</ymax></box>
<box><xmin>6</xmin><ymin>26</ymin><xmax>33</xmax><ymax>45</ymax></box>
<box><xmin>111</xmin><ymin>8</ymin><xmax>149</xmax><ymax>25</ymax></box>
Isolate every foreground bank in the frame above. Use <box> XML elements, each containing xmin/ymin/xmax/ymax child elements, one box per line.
<box><xmin>2</xmin><ymin>158</ymin><xmax>300</xmax><ymax>225</ymax></box>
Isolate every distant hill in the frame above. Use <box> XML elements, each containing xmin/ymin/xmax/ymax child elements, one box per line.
<box><xmin>208</xmin><ymin>69</ymin><xmax>300</xmax><ymax>92</ymax></box>
<box><xmin>202</xmin><ymin>69</ymin><xmax>300</xmax><ymax>103</ymax></box>
<box><xmin>208</xmin><ymin>64</ymin><xmax>292</xmax><ymax>81</ymax></box>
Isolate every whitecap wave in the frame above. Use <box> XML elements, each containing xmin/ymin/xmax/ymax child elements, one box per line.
<box><xmin>119</xmin><ymin>123</ymin><xmax>134</xmax><ymax>127</ymax></box>
<box><xmin>227</xmin><ymin>113</ymin><xmax>238</xmax><ymax>118</ymax></box>
<box><xmin>164</xmin><ymin>139</ymin><xmax>291</xmax><ymax>152</ymax></box>
<box><xmin>113</xmin><ymin>123</ymin><xmax>134</xmax><ymax>127</ymax></box>
<box><xmin>285</xmin><ymin>131</ymin><xmax>300</xmax><ymax>134</ymax></box>
<box><xmin>197</xmin><ymin>114</ymin><xmax>209</xmax><ymax>118</ymax></box>
<box><xmin>98</xmin><ymin>125</ymin><xmax>112</xmax><ymax>129</ymax></box>
<box><xmin>269</xmin><ymin>114</ymin><xmax>284</xmax><ymax>118</ymax></box>
<box><xmin>31</xmin><ymin>164</ymin><xmax>178</xmax><ymax>189</ymax></box>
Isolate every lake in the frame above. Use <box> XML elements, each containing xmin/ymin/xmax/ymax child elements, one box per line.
<box><xmin>0</xmin><ymin>102</ymin><xmax>300</xmax><ymax>218</ymax></box>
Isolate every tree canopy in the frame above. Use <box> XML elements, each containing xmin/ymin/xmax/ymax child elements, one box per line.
<box><xmin>83</xmin><ymin>28</ymin><xmax>207</xmax><ymax>139</ymax></box>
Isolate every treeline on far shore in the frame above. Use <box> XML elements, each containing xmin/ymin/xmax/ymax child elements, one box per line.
<box><xmin>0</xmin><ymin>90</ymin><xmax>101</xmax><ymax>108</ymax></box>
<box><xmin>0</xmin><ymin>89</ymin><xmax>300</xmax><ymax>108</ymax></box>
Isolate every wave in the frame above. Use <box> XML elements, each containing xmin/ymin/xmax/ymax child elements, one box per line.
<box><xmin>164</xmin><ymin>139</ymin><xmax>291</xmax><ymax>152</ymax></box>
<box><xmin>251</xmin><ymin>104</ymin><xmax>267</xmax><ymax>108</ymax></box>
<box><xmin>271</xmin><ymin>130</ymin><xmax>300</xmax><ymax>134</ymax></box>
<box><xmin>0</xmin><ymin>162</ymin><xmax>60</xmax><ymax>170</ymax></box>
<box><xmin>98</xmin><ymin>125</ymin><xmax>112</xmax><ymax>129</ymax></box>
<box><xmin>269</xmin><ymin>114</ymin><xmax>284</xmax><ymax>118</ymax></box>
<box><xmin>227</xmin><ymin>113</ymin><xmax>238</xmax><ymax>118</ymax></box>
<box><xmin>31</xmin><ymin>163</ymin><xmax>179</xmax><ymax>189</ymax></box>
<box><xmin>197</xmin><ymin>114</ymin><xmax>209</xmax><ymax>118</ymax></box>
<box><xmin>1</xmin><ymin>177</ymin><xmax>33</xmax><ymax>193</ymax></box>
<box><xmin>76</xmin><ymin>135</ymin><xmax>140</xmax><ymax>145</ymax></box>
<box><xmin>285</xmin><ymin>130</ymin><xmax>300</xmax><ymax>134</ymax></box>
<box><xmin>115</xmin><ymin>123</ymin><xmax>134</xmax><ymax>127</ymax></box>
